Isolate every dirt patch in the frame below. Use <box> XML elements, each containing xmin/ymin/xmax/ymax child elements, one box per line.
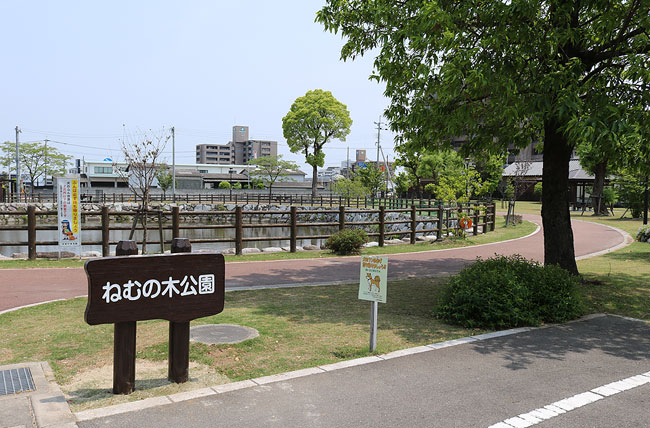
<box><xmin>62</xmin><ymin>359</ymin><xmax>230</xmax><ymax>412</ymax></box>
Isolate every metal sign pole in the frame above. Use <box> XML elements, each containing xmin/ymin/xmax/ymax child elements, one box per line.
<box><xmin>369</xmin><ymin>301</ymin><xmax>378</xmax><ymax>352</ymax></box>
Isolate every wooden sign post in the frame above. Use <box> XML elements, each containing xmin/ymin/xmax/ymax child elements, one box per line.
<box><xmin>84</xmin><ymin>239</ymin><xmax>225</xmax><ymax>394</ymax></box>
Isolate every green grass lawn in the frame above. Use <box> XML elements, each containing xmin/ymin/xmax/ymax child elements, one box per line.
<box><xmin>0</xmin><ymin>203</ymin><xmax>646</xmax><ymax>411</ymax></box>
<box><xmin>0</xmin><ymin>277</ymin><xmax>478</xmax><ymax>411</ymax></box>
<box><xmin>0</xmin><ymin>216</ymin><xmax>536</xmax><ymax>268</ymax></box>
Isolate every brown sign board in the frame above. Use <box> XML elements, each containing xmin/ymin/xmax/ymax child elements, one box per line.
<box><xmin>84</xmin><ymin>253</ymin><xmax>225</xmax><ymax>325</ymax></box>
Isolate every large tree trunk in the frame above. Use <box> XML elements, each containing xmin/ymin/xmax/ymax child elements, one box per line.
<box><xmin>542</xmin><ymin>119</ymin><xmax>579</xmax><ymax>275</ymax></box>
<box><xmin>590</xmin><ymin>161</ymin><xmax>609</xmax><ymax>216</ymax></box>
<box><xmin>311</xmin><ymin>164</ymin><xmax>318</xmax><ymax>199</ymax></box>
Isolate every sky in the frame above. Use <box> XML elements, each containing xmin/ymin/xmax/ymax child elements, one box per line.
<box><xmin>1</xmin><ymin>1</ymin><xmax>396</xmax><ymax>175</ymax></box>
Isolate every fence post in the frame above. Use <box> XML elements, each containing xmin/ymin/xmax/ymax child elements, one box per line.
<box><xmin>490</xmin><ymin>203</ymin><xmax>496</xmax><ymax>231</ymax></box>
<box><xmin>235</xmin><ymin>206</ymin><xmax>243</xmax><ymax>255</ymax></box>
<box><xmin>473</xmin><ymin>204</ymin><xmax>479</xmax><ymax>236</ymax></box>
<box><xmin>113</xmin><ymin>240</ymin><xmax>138</xmax><ymax>394</ymax></box>
<box><xmin>101</xmin><ymin>206</ymin><xmax>110</xmax><ymax>256</ymax></box>
<box><xmin>169</xmin><ymin>238</ymin><xmax>192</xmax><ymax>383</ymax></box>
<box><xmin>290</xmin><ymin>206</ymin><xmax>297</xmax><ymax>253</ymax></box>
<box><xmin>172</xmin><ymin>206</ymin><xmax>180</xmax><ymax>239</ymax></box>
<box><xmin>27</xmin><ymin>206</ymin><xmax>36</xmax><ymax>260</ymax></box>
<box><xmin>436</xmin><ymin>204</ymin><xmax>444</xmax><ymax>241</ymax></box>
<box><xmin>339</xmin><ymin>205</ymin><xmax>346</xmax><ymax>231</ymax></box>
<box><xmin>410</xmin><ymin>205</ymin><xmax>417</xmax><ymax>245</ymax></box>
<box><xmin>379</xmin><ymin>206</ymin><xmax>385</xmax><ymax>247</ymax></box>
<box><xmin>483</xmin><ymin>205</ymin><xmax>488</xmax><ymax>234</ymax></box>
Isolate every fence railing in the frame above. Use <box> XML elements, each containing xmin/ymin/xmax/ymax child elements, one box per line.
<box><xmin>0</xmin><ymin>202</ymin><xmax>496</xmax><ymax>259</ymax></box>
<box><xmin>2</xmin><ymin>192</ymin><xmax>486</xmax><ymax>210</ymax></box>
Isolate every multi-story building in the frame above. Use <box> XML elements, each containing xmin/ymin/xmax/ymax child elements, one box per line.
<box><xmin>196</xmin><ymin>126</ymin><xmax>277</xmax><ymax>165</ymax></box>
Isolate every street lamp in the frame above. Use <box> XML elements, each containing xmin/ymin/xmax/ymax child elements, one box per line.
<box><xmin>229</xmin><ymin>169</ymin><xmax>235</xmax><ymax>201</ymax></box>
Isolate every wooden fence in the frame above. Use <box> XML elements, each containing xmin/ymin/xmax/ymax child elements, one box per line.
<box><xmin>2</xmin><ymin>192</ymin><xmax>479</xmax><ymax>209</ymax></box>
<box><xmin>0</xmin><ymin>202</ymin><xmax>496</xmax><ymax>259</ymax></box>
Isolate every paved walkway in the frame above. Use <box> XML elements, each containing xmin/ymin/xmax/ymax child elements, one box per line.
<box><xmin>73</xmin><ymin>315</ymin><xmax>650</xmax><ymax>428</ymax></box>
<box><xmin>0</xmin><ymin>215</ymin><xmax>627</xmax><ymax>312</ymax></box>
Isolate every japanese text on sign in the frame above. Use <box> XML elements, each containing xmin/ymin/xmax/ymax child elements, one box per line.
<box><xmin>101</xmin><ymin>274</ymin><xmax>215</xmax><ymax>303</ymax></box>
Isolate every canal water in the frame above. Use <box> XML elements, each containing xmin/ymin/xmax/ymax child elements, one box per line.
<box><xmin>0</xmin><ymin>223</ymin><xmax>335</xmax><ymax>257</ymax></box>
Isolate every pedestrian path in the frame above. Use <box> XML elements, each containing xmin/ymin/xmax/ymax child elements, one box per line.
<box><xmin>73</xmin><ymin>315</ymin><xmax>650</xmax><ymax>428</ymax></box>
<box><xmin>0</xmin><ymin>215</ymin><xmax>629</xmax><ymax>312</ymax></box>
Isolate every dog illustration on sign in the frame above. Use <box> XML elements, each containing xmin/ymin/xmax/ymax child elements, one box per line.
<box><xmin>366</xmin><ymin>273</ymin><xmax>381</xmax><ymax>292</ymax></box>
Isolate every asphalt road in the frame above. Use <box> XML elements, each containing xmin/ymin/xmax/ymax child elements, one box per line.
<box><xmin>76</xmin><ymin>315</ymin><xmax>650</xmax><ymax>428</ymax></box>
<box><xmin>0</xmin><ymin>215</ymin><xmax>626</xmax><ymax>312</ymax></box>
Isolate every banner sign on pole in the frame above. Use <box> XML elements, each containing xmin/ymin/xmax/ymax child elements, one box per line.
<box><xmin>57</xmin><ymin>178</ymin><xmax>81</xmax><ymax>248</ymax></box>
<box><xmin>359</xmin><ymin>255</ymin><xmax>388</xmax><ymax>303</ymax></box>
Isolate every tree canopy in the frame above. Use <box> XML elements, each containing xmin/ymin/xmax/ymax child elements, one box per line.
<box><xmin>248</xmin><ymin>155</ymin><xmax>299</xmax><ymax>198</ymax></box>
<box><xmin>282</xmin><ymin>89</ymin><xmax>352</xmax><ymax>198</ymax></box>
<box><xmin>317</xmin><ymin>0</ymin><xmax>650</xmax><ymax>275</ymax></box>
<box><xmin>0</xmin><ymin>141</ymin><xmax>71</xmax><ymax>194</ymax></box>
<box><xmin>355</xmin><ymin>164</ymin><xmax>387</xmax><ymax>197</ymax></box>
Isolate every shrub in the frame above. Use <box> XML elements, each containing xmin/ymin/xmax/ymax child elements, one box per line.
<box><xmin>325</xmin><ymin>229</ymin><xmax>368</xmax><ymax>255</ymax></box>
<box><xmin>218</xmin><ymin>181</ymin><xmax>231</xmax><ymax>189</ymax></box>
<box><xmin>533</xmin><ymin>182</ymin><xmax>542</xmax><ymax>200</ymax></box>
<box><xmin>232</xmin><ymin>182</ymin><xmax>242</xmax><ymax>189</ymax></box>
<box><xmin>637</xmin><ymin>225</ymin><xmax>650</xmax><ymax>243</ymax></box>
<box><xmin>434</xmin><ymin>255</ymin><xmax>583</xmax><ymax>329</ymax></box>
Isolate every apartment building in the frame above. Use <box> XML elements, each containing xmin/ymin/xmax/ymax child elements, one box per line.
<box><xmin>196</xmin><ymin>126</ymin><xmax>277</xmax><ymax>165</ymax></box>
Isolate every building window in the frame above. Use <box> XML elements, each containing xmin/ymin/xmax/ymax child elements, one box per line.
<box><xmin>94</xmin><ymin>167</ymin><xmax>113</xmax><ymax>174</ymax></box>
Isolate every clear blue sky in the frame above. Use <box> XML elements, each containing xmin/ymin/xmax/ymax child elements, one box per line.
<box><xmin>1</xmin><ymin>1</ymin><xmax>396</xmax><ymax>174</ymax></box>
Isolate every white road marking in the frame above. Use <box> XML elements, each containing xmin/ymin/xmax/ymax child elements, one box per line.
<box><xmin>487</xmin><ymin>372</ymin><xmax>650</xmax><ymax>427</ymax></box>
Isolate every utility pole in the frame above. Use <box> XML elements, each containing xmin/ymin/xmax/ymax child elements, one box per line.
<box><xmin>44</xmin><ymin>139</ymin><xmax>49</xmax><ymax>187</ymax></box>
<box><xmin>346</xmin><ymin>146</ymin><xmax>350</xmax><ymax>179</ymax></box>
<box><xmin>374</xmin><ymin>116</ymin><xmax>384</xmax><ymax>164</ymax></box>
<box><xmin>374</xmin><ymin>117</ymin><xmax>392</xmax><ymax>193</ymax></box>
<box><xmin>171</xmin><ymin>126</ymin><xmax>176</xmax><ymax>203</ymax></box>
<box><xmin>15</xmin><ymin>126</ymin><xmax>21</xmax><ymax>200</ymax></box>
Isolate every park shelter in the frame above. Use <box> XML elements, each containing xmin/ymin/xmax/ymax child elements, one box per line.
<box><xmin>502</xmin><ymin>160</ymin><xmax>607</xmax><ymax>209</ymax></box>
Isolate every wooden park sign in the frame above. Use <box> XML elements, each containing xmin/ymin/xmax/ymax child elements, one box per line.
<box><xmin>84</xmin><ymin>239</ymin><xmax>225</xmax><ymax>394</ymax></box>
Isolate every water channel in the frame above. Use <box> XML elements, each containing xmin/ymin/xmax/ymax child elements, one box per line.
<box><xmin>0</xmin><ymin>223</ymin><xmax>336</xmax><ymax>257</ymax></box>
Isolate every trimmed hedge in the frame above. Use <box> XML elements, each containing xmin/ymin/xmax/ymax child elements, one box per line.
<box><xmin>435</xmin><ymin>255</ymin><xmax>583</xmax><ymax>329</ymax></box>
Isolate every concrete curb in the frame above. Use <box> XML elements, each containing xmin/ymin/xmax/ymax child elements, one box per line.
<box><xmin>0</xmin><ymin>361</ymin><xmax>77</xmax><ymax>428</ymax></box>
<box><xmin>75</xmin><ymin>316</ymin><xmax>623</xmax><ymax>423</ymax></box>
<box><xmin>574</xmin><ymin>220</ymin><xmax>634</xmax><ymax>260</ymax></box>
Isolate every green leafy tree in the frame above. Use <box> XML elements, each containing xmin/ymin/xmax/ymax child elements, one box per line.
<box><xmin>575</xmin><ymin>116</ymin><xmax>636</xmax><ymax>215</ymax></box>
<box><xmin>248</xmin><ymin>155</ymin><xmax>299</xmax><ymax>199</ymax></box>
<box><xmin>317</xmin><ymin>1</ymin><xmax>650</xmax><ymax>274</ymax></box>
<box><xmin>616</xmin><ymin>170</ymin><xmax>646</xmax><ymax>218</ymax></box>
<box><xmin>473</xmin><ymin>152</ymin><xmax>506</xmax><ymax>198</ymax></box>
<box><xmin>282</xmin><ymin>89</ymin><xmax>352</xmax><ymax>198</ymax></box>
<box><xmin>356</xmin><ymin>164</ymin><xmax>386</xmax><ymax>197</ymax></box>
<box><xmin>331</xmin><ymin>176</ymin><xmax>368</xmax><ymax>198</ymax></box>
<box><xmin>218</xmin><ymin>181</ymin><xmax>231</xmax><ymax>190</ymax></box>
<box><xmin>393</xmin><ymin>172</ymin><xmax>413</xmax><ymax>197</ymax></box>
<box><xmin>394</xmin><ymin>143</ymin><xmax>427</xmax><ymax>197</ymax></box>
<box><xmin>155</xmin><ymin>167</ymin><xmax>175</xmax><ymax>200</ymax></box>
<box><xmin>250</xmin><ymin>178</ymin><xmax>265</xmax><ymax>190</ymax></box>
<box><xmin>0</xmin><ymin>141</ymin><xmax>71</xmax><ymax>194</ymax></box>
<box><xmin>232</xmin><ymin>182</ymin><xmax>242</xmax><ymax>190</ymax></box>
